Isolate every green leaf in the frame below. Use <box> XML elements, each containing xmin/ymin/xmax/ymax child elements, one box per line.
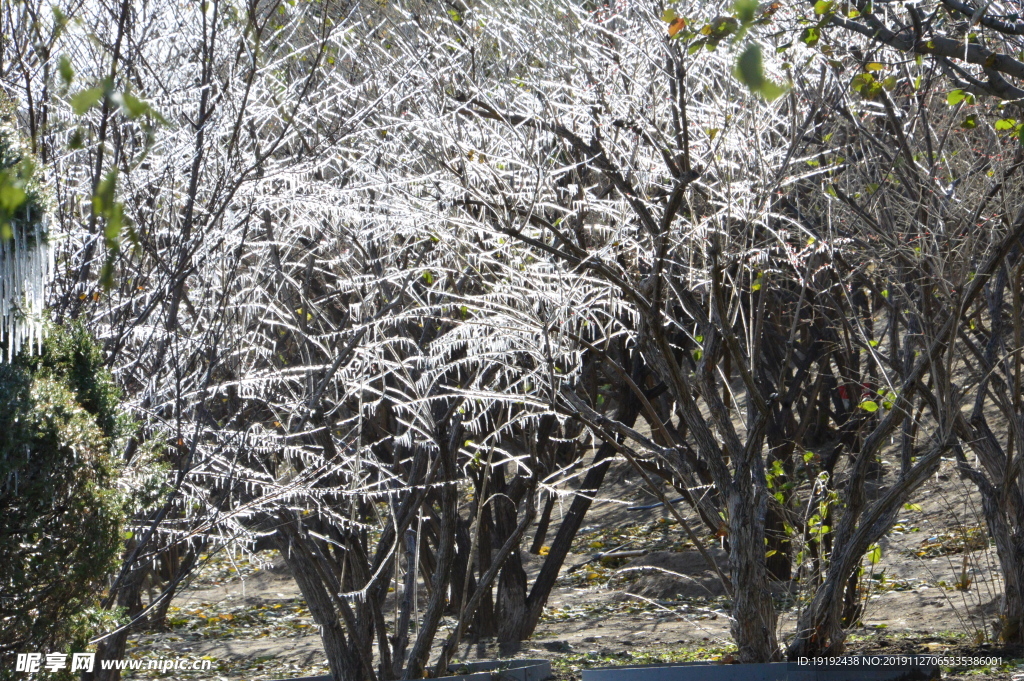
<box><xmin>962</xmin><ymin>114</ymin><xmax>978</xmax><ymax>129</ymax></box>
<box><xmin>865</xmin><ymin>62</ymin><xmax>885</xmax><ymax>71</ymax></box>
<box><xmin>803</xmin><ymin>451</ymin><xmax>815</xmax><ymax>463</ymax></box>
<box><xmin>70</xmin><ymin>87</ymin><xmax>104</xmax><ymax>115</ymax></box>
<box><xmin>868</xmin><ymin>339</ymin><xmax>879</xmax><ymax>347</ymax></box>
<box><xmin>867</xmin><ymin>543</ymin><xmax>882</xmax><ymax>564</ymax></box>
<box><xmin>860</xmin><ymin>400</ymin><xmax>879</xmax><ymax>412</ymax></box>
<box><xmin>735</xmin><ymin>44</ymin><xmax>788</xmax><ymax>101</ymax></box>
<box><xmin>904</xmin><ymin>503</ymin><xmax>923</xmax><ymax>512</ymax></box>
<box><xmin>58</xmin><ymin>55</ymin><xmax>74</xmax><ymax>86</ymax></box>
<box><xmin>947</xmin><ymin>89</ymin><xmax>966</xmax><ymax>105</ymax></box>
<box><xmin>104</xmin><ymin>203</ymin><xmax>123</xmax><ymax>244</ymax></box>
<box><xmin>996</xmin><ymin>118</ymin><xmax>1019</xmax><ymax>130</ymax></box>
<box><xmin>93</xmin><ymin>168</ymin><xmax>118</xmax><ymax>216</ymax></box>
<box><xmin>733</xmin><ymin>0</ymin><xmax>758</xmax><ymax>24</ymax></box>
<box><xmin>0</xmin><ymin>184</ymin><xmax>26</xmax><ymax>212</ymax></box>
<box><xmin>735</xmin><ymin>43</ymin><xmax>765</xmax><ymax>90</ymax></box>
<box><xmin>759</xmin><ymin>80</ymin><xmax>788</xmax><ymax>101</ymax></box>
<box><xmin>813</xmin><ymin>0</ymin><xmax>834</xmax><ymax>14</ymax></box>
<box><xmin>661</xmin><ymin>8</ymin><xmax>677</xmax><ymax>22</ymax></box>
<box><xmin>119</xmin><ymin>93</ymin><xmax>152</xmax><ymax>120</ymax></box>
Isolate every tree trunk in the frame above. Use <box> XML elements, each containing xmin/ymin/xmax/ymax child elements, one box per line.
<box><xmin>521</xmin><ymin>394</ymin><xmax>641</xmax><ymax>639</ymax></box>
<box><xmin>276</xmin><ymin>526</ymin><xmax>364</xmax><ymax>681</ymax></box>
<box><xmin>403</xmin><ymin>439</ymin><xmax>458</xmax><ymax>680</ymax></box>
<box><xmin>496</xmin><ymin>524</ymin><xmax>529</xmax><ymax>653</ymax></box>
<box><xmin>727</xmin><ymin>487</ymin><xmax>780</xmax><ymax>662</ymax></box>
<box><xmin>529</xmin><ymin>494</ymin><xmax>555</xmax><ymax>554</ymax></box>
<box><xmin>83</xmin><ymin>566</ymin><xmax>145</xmax><ymax>681</ymax></box>
<box><xmin>997</xmin><ymin>540</ymin><xmax>1024</xmax><ymax>643</ymax></box>
<box><xmin>149</xmin><ymin>544</ymin><xmax>201</xmax><ymax>629</ymax></box>
<box><xmin>788</xmin><ymin>441</ymin><xmax>943</xmax><ymax>658</ymax></box>
<box><xmin>970</xmin><ymin>475</ymin><xmax>1024</xmax><ymax>643</ymax></box>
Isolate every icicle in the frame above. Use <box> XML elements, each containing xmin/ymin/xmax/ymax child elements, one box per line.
<box><xmin>0</xmin><ymin>212</ymin><xmax>50</xmax><ymax>361</ymax></box>
<box><xmin>0</xmin><ymin>117</ymin><xmax>50</xmax><ymax>362</ymax></box>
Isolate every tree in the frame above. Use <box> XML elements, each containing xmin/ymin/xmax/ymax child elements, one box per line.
<box><xmin>814</xmin><ymin>0</ymin><xmax>1024</xmax><ymax>102</ymax></box>
<box><xmin>803</xmin><ymin>0</ymin><xmax>1024</xmax><ymax>646</ymax></box>
<box><xmin>3</xmin><ymin>1</ymin><xmax>390</xmax><ymax>677</ymax></box>
<box><xmin>8</xmin><ymin>0</ymin><xmax>1024</xmax><ymax>675</ymax></box>
<box><xmin>0</xmin><ymin>324</ymin><xmax>126</xmax><ymax>671</ymax></box>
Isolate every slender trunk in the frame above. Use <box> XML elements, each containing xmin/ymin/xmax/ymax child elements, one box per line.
<box><xmin>403</xmin><ymin>439</ymin><xmax>458</xmax><ymax>680</ymax></box>
<box><xmin>491</xmin><ymin>465</ymin><xmax>531</xmax><ymax>650</ymax></box>
<box><xmin>474</xmin><ymin>502</ymin><xmax>496</xmax><ymax>639</ymax></box>
<box><xmin>496</xmin><ymin>534</ymin><xmax>528</xmax><ymax>653</ymax></box>
<box><xmin>969</xmin><ymin>477</ymin><xmax>1024</xmax><ymax>643</ymax></box>
<box><xmin>727</xmin><ymin>486</ymin><xmax>779</xmax><ymax>662</ymax></box>
<box><xmin>521</xmin><ymin>394</ymin><xmax>641</xmax><ymax>638</ymax></box>
<box><xmin>995</xmin><ymin>531</ymin><xmax>1024</xmax><ymax>643</ymax></box>
<box><xmin>83</xmin><ymin>567</ymin><xmax>144</xmax><ymax>681</ymax></box>
<box><xmin>276</xmin><ymin>528</ymin><xmax>363</xmax><ymax>681</ymax></box>
<box><xmin>390</xmin><ymin>530</ymin><xmax>417</xmax><ymax>679</ymax></box>
<box><xmin>788</xmin><ymin>442</ymin><xmax>943</xmax><ymax>658</ymax></box>
<box><xmin>149</xmin><ymin>545</ymin><xmax>201</xmax><ymax>629</ymax></box>
<box><xmin>434</xmin><ymin>496</ymin><xmax>535</xmax><ymax>674</ymax></box>
<box><xmin>529</xmin><ymin>494</ymin><xmax>555</xmax><ymax>554</ymax></box>
<box><xmin>448</xmin><ymin>517</ymin><xmax>473</xmax><ymax>614</ymax></box>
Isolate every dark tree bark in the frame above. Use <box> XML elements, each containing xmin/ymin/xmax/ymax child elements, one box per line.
<box><xmin>520</xmin><ymin>378</ymin><xmax>642</xmax><ymax>639</ymax></box>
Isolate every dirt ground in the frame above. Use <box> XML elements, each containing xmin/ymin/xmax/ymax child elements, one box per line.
<box><xmin>121</xmin><ymin>454</ymin><xmax>1024</xmax><ymax>681</ymax></box>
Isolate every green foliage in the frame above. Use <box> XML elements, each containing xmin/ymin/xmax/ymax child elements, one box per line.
<box><xmin>0</xmin><ymin>326</ymin><xmax>126</xmax><ymax>666</ymax></box>
<box><xmin>0</xmin><ymin>94</ymin><xmax>45</xmax><ymax>245</ymax></box>
<box><xmin>23</xmin><ymin>322</ymin><xmax>127</xmax><ymax>440</ymax></box>
<box><xmin>946</xmin><ymin>89</ymin><xmax>975</xmax><ymax>106</ymax></box>
<box><xmin>735</xmin><ymin>43</ymin><xmax>787</xmax><ymax>101</ymax></box>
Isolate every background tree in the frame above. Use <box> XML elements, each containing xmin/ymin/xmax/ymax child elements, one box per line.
<box><xmin>802</xmin><ymin>0</ymin><xmax>1024</xmax><ymax>646</ymax></box>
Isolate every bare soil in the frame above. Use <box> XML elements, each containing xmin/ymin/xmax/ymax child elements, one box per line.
<box><xmin>121</xmin><ymin>455</ymin><xmax>1024</xmax><ymax>680</ymax></box>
